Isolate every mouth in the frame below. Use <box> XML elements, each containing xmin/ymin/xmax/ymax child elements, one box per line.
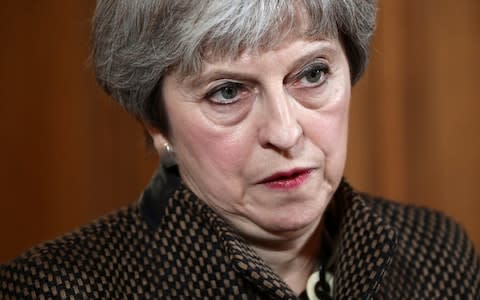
<box><xmin>257</xmin><ymin>168</ymin><xmax>314</xmax><ymax>190</ymax></box>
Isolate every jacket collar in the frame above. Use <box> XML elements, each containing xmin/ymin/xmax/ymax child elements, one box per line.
<box><xmin>333</xmin><ymin>182</ymin><xmax>397</xmax><ymax>299</ymax></box>
<box><xmin>138</xmin><ymin>166</ymin><xmax>397</xmax><ymax>299</ymax></box>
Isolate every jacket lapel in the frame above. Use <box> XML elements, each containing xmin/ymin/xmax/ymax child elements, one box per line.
<box><xmin>334</xmin><ymin>190</ymin><xmax>397</xmax><ymax>299</ymax></box>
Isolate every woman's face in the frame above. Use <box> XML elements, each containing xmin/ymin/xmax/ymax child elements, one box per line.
<box><xmin>153</xmin><ymin>36</ymin><xmax>351</xmax><ymax>241</ymax></box>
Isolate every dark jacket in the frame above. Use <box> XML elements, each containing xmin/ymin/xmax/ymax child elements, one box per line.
<box><xmin>1</xmin><ymin>167</ymin><xmax>479</xmax><ymax>299</ymax></box>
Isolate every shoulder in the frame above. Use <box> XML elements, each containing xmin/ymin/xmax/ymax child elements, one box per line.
<box><xmin>362</xmin><ymin>194</ymin><xmax>480</xmax><ymax>298</ymax></box>
<box><xmin>363</xmin><ymin>194</ymin><xmax>474</xmax><ymax>252</ymax></box>
<box><xmin>363</xmin><ymin>194</ymin><xmax>465</xmax><ymax>238</ymax></box>
<box><xmin>0</xmin><ymin>205</ymin><xmax>148</xmax><ymax>299</ymax></box>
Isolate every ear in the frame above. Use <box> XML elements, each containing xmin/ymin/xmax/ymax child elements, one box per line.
<box><xmin>143</xmin><ymin>123</ymin><xmax>169</xmax><ymax>154</ymax></box>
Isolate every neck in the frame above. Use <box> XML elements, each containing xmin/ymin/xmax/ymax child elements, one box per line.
<box><xmin>248</xmin><ymin>220</ymin><xmax>323</xmax><ymax>295</ymax></box>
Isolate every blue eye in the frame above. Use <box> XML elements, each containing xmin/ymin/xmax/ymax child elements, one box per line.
<box><xmin>208</xmin><ymin>83</ymin><xmax>243</xmax><ymax>104</ymax></box>
<box><xmin>219</xmin><ymin>85</ymin><xmax>238</xmax><ymax>99</ymax></box>
<box><xmin>298</xmin><ymin>63</ymin><xmax>329</xmax><ymax>85</ymax></box>
<box><xmin>305</xmin><ymin>68</ymin><xmax>324</xmax><ymax>83</ymax></box>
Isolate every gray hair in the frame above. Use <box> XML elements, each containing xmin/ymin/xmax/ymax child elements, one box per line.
<box><xmin>93</xmin><ymin>0</ymin><xmax>377</xmax><ymax>131</ymax></box>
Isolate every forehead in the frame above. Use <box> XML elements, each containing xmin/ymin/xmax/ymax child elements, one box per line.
<box><xmin>207</xmin><ymin>31</ymin><xmax>333</xmax><ymax>60</ymax></box>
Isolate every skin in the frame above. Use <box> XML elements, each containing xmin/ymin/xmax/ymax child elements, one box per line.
<box><xmin>149</xmin><ymin>36</ymin><xmax>351</xmax><ymax>293</ymax></box>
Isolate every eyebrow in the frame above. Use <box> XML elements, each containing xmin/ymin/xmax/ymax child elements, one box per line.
<box><xmin>187</xmin><ymin>71</ymin><xmax>257</xmax><ymax>90</ymax></box>
<box><xmin>185</xmin><ymin>42</ymin><xmax>338</xmax><ymax>89</ymax></box>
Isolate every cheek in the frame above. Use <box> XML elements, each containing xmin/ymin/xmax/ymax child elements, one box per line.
<box><xmin>304</xmin><ymin>90</ymin><xmax>350</xmax><ymax>153</ymax></box>
<box><xmin>172</xmin><ymin>115</ymin><xmax>252</xmax><ymax>176</ymax></box>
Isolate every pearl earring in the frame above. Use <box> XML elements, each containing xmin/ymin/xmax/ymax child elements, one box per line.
<box><xmin>161</xmin><ymin>142</ymin><xmax>176</xmax><ymax>167</ymax></box>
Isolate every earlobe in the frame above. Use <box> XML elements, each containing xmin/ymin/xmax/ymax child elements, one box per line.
<box><xmin>143</xmin><ymin>123</ymin><xmax>168</xmax><ymax>152</ymax></box>
<box><xmin>143</xmin><ymin>123</ymin><xmax>176</xmax><ymax>167</ymax></box>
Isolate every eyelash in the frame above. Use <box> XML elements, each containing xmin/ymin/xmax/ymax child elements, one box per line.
<box><xmin>205</xmin><ymin>82</ymin><xmax>246</xmax><ymax>105</ymax></box>
<box><xmin>293</xmin><ymin>62</ymin><xmax>330</xmax><ymax>86</ymax></box>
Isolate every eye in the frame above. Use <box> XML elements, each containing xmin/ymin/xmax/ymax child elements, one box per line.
<box><xmin>296</xmin><ymin>63</ymin><xmax>329</xmax><ymax>86</ymax></box>
<box><xmin>207</xmin><ymin>82</ymin><xmax>244</xmax><ymax>104</ymax></box>
<box><xmin>304</xmin><ymin>68</ymin><xmax>324</xmax><ymax>83</ymax></box>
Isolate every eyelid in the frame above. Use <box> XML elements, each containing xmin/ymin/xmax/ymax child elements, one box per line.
<box><xmin>206</xmin><ymin>82</ymin><xmax>240</xmax><ymax>97</ymax></box>
<box><xmin>291</xmin><ymin>60</ymin><xmax>330</xmax><ymax>81</ymax></box>
<box><xmin>205</xmin><ymin>81</ymin><xmax>246</xmax><ymax>104</ymax></box>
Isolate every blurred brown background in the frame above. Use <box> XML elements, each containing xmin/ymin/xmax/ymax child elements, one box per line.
<box><xmin>0</xmin><ymin>1</ymin><xmax>479</xmax><ymax>263</ymax></box>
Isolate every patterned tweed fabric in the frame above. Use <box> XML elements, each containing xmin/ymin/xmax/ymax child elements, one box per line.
<box><xmin>1</xmin><ymin>167</ymin><xmax>479</xmax><ymax>299</ymax></box>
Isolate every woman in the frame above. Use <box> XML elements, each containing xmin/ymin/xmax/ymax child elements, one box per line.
<box><xmin>1</xmin><ymin>0</ymin><xmax>478</xmax><ymax>299</ymax></box>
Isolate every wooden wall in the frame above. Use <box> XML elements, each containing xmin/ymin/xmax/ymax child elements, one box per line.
<box><xmin>1</xmin><ymin>1</ymin><xmax>479</xmax><ymax>262</ymax></box>
<box><xmin>346</xmin><ymin>0</ymin><xmax>480</xmax><ymax>249</ymax></box>
<box><xmin>0</xmin><ymin>1</ymin><xmax>158</xmax><ymax>262</ymax></box>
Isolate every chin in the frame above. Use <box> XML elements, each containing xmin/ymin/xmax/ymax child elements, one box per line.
<box><xmin>256</xmin><ymin>206</ymin><xmax>324</xmax><ymax>235</ymax></box>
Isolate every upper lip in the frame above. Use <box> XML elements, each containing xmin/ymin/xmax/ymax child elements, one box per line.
<box><xmin>257</xmin><ymin>168</ymin><xmax>314</xmax><ymax>184</ymax></box>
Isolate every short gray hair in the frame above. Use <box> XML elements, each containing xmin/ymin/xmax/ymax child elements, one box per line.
<box><xmin>93</xmin><ymin>0</ymin><xmax>377</xmax><ymax>131</ymax></box>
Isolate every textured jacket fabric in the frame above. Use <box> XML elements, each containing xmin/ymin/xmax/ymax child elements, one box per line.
<box><xmin>1</xmin><ymin>166</ymin><xmax>479</xmax><ymax>299</ymax></box>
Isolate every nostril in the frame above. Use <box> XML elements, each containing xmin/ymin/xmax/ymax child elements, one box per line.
<box><xmin>259</xmin><ymin>117</ymin><xmax>301</xmax><ymax>143</ymax></box>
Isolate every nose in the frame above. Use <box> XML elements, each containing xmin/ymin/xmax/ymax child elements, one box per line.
<box><xmin>258</xmin><ymin>90</ymin><xmax>303</xmax><ymax>153</ymax></box>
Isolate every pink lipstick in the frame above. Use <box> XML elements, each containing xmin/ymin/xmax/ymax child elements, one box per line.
<box><xmin>258</xmin><ymin>168</ymin><xmax>313</xmax><ymax>190</ymax></box>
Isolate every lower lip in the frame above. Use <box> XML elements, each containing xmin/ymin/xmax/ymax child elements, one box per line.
<box><xmin>262</xmin><ymin>170</ymin><xmax>313</xmax><ymax>190</ymax></box>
